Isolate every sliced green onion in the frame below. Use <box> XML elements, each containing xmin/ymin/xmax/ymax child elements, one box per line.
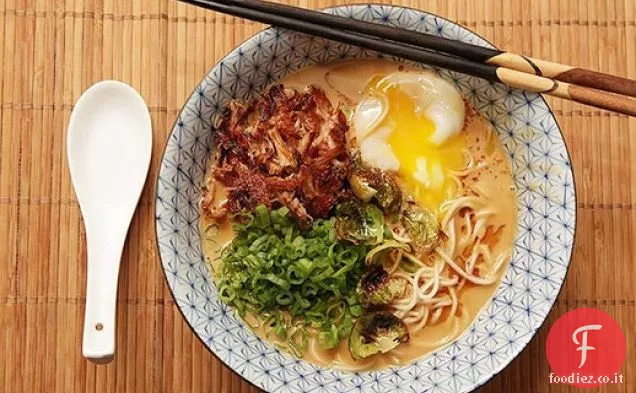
<box><xmin>215</xmin><ymin>205</ymin><xmax>369</xmax><ymax>355</ymax></box>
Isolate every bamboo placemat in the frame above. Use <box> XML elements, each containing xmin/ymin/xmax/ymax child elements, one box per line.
<box><xmin>0</xmin><ymin>0</ymin><xmax>634</xmax><ymax>392</ymax></box>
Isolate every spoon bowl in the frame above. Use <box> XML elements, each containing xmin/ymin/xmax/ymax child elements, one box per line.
<box><xmin>67</xmin><ymin>80</ymin><xmax>152</xmax><ymax>363</ymax></box>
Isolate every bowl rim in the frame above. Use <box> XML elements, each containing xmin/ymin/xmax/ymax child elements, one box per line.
<box><xmin>154</xmin><ymin>4</ymin><xmax>577</xmax><ymax>392</ymax></box>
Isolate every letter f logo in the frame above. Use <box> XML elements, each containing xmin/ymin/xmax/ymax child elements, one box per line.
<box><xmin>572</xmin><ymin>324</ymin><xmax>602</xmax><ymax>368</ymax></box>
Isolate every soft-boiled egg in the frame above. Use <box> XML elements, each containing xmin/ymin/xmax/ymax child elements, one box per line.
<box><xmin>352</xmin><ymin>71</ymin><xmax>467</xmax><ymax>212</ymax></box>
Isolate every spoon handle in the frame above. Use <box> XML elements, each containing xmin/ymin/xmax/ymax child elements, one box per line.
<box><xmin>82</xmin><ymin>233</ymin><xmax>125</xmax><ymax>364</ymax></box>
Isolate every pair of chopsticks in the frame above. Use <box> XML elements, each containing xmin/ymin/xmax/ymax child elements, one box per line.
<box><xmin>179</xmin><ymin>0</ymin><xmax>636</xmax><ymax>117</ymax></box>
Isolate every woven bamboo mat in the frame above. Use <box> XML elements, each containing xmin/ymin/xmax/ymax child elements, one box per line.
<box><xmin>0</xmin><ymin>0</ymin><xmax>634</xmax><ymax>392</ymax></box>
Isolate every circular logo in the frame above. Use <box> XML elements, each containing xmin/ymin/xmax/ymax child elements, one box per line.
<box><xmin>546</xmin><ymin>308</ymin><xmax>626</xmax><ymax>388</ymax></box>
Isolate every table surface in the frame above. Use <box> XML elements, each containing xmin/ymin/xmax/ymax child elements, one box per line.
<box><xmin>0</xmin><ymin>0</ymin><xmax>634</xmax><ymax>392</ymax></box>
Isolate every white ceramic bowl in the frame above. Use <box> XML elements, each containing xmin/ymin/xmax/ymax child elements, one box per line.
<box><xmin>155</xmin><ymin>5</ymin><xmax>576</xmax><ymax>392</ymax></box>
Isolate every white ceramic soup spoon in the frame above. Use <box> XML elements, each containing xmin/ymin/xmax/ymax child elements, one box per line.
<box><xmin>67</xmin><ymin>81</ymin><xmax>152</xmax><ymax>363</ymax></box>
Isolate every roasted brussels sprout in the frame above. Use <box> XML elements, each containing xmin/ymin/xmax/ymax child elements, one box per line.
<box><xmin>356</xmin><ymin>264</ymin><xmax>405</xmax><ymax>307</ymax></box>
<box><xmin>335</xmin><ymin>200</ymin><xmax>384</xmax><ymax>245</ymax></box>
<box><xmin>348</xmin><ymin>167</ymin><xmax>402</xmax><ymax>215</ymax></box>
<box><xmin>375</xmin><ymin>175</ymin><xmax>402</xmax><ymax>215</ymax></box>
<box><xmin>401</xmin><ymin>204</ymin><xmax>439</xmax><ymax>255</ymax></box>
<box><xmin>349</xmin><ymin>312</ymin><xmax>409</xmax><ymax>360</ymax></box>
<box><xmin>349</xmin><ymin>172</ymin><xmax>378</xmax><ymax>202</ymax></box>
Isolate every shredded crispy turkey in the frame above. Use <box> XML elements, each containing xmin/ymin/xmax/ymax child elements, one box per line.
<box><xmin>200</xmin><ymin>84</ymin><xmax>352</xmax><ymax>228</ymax></box>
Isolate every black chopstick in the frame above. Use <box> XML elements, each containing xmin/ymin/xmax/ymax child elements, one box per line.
<box><xmin>211</xmin><ymin>0</ymin><xmax>636</xmax><ymax>98</ymax></box>
<box><xmin>219</xmin><ymin>0</ymin><xmax>500</xmax><ymax>62</ymax></box>
<box><xmin>179</xmin><ymin>0</ymin><xmax>500</xmax><ymax>81</ymax></box>
<box><xmin>177</xmin><ymin>0</ymin><xmax>636</xmax><ymax>116</ymax></box>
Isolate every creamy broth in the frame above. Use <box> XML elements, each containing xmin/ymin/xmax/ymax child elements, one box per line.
<box><xmin>201</xmin><ymin>59</ymin><xmax>517</xmax><ymax>371</ymax></box>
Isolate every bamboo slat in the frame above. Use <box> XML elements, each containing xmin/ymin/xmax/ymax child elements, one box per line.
<box><xmin>0</xmin><ymin>1</ymin><xmax>634</xmax><ymax>392</ymax></box>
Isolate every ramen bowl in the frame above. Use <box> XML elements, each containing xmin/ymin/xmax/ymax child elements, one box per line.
<box><xmin>155</xmin><ymin>4</ymin><xmax>576</xmax><ymax>392</ymax></box>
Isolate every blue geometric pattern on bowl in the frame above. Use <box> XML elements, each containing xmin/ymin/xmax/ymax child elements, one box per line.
<box><xmin>155</xmin><ymin>5</ymin><xmax>576</xmax><ymax>392</ymax></box>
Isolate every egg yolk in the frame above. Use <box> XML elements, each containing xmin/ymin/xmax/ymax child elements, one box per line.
<box><xmin>378</xmin><ymin>87</ymin><xmax>466</xmax><ymax>213</ymax></box>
